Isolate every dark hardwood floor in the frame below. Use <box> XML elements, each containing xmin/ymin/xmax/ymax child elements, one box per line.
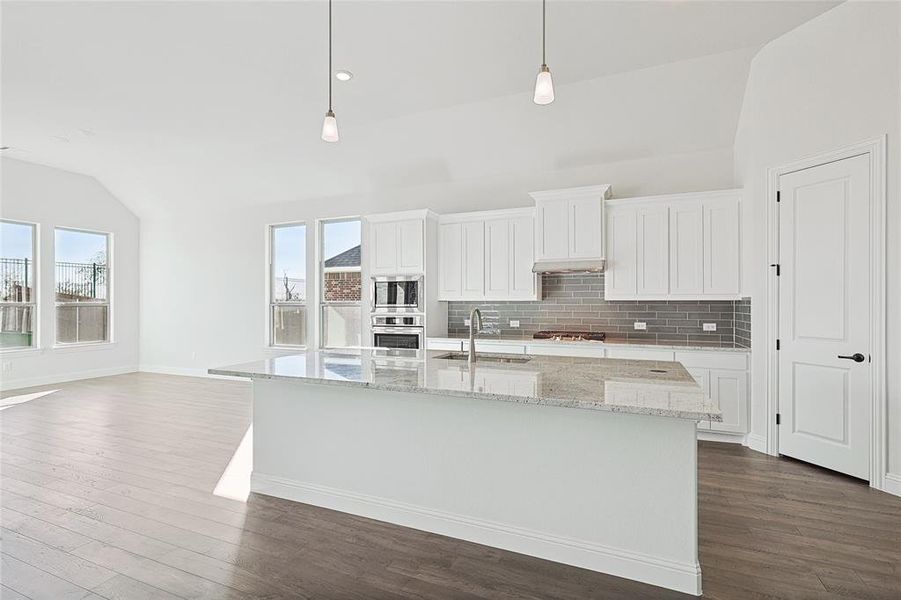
<box><xmin>1</xmin><ymin>373</ymin><xmax>899</xmax><ymax>599</ymax></box>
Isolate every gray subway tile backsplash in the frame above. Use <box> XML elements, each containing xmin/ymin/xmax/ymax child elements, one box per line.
<box><xmin>447</xmin><ymin>273</ymin><xmax>751</xmax><ymax>348</ymax></box>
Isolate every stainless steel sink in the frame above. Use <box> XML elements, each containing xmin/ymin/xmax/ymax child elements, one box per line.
<box><xmin>434</xmin><ymin>352</ymin><xmax>533</xmax><ymax>364</ymax></box>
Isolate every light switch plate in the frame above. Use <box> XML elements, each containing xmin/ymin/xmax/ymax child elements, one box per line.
<box><xmin>703</xmin><ymin>323</ymin><xmax>717</xmax><ymax>332</ymax></box>
<box><xmin>634</xmin><ymin>322</ymin><xmax>647</xmax><ymax>331</ymax></box>
<box><xmin>509</xmin><ymin>320</ymin><xmax>520</xmax><ymax>328</ymax></box>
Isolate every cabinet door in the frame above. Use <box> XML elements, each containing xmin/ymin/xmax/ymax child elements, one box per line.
<box><xmin>669</xmin><ymin>202</ymin><xmax>704</xmax><ymax>296</ymax></box>
<box><xmin>686</xmin><ymin>367</ymin><xmax>711</xmax><ymax>430</ymax></box>
<box><xmin>396</xmin><ymin>220</ymin><xmax>424</xmax><ymax>273</ymax></box>
<box><xmin>535</xmin><ymin>198</ymin><xmax>569</xmax><ymax>260</ymax></box>
<box><xmin>569</xmin><ymin>197</ymin><xmax>604</xmax><ymax>259</ymax></box>
<box><xmin>371</xmin><ymin>222</ymin><xmax>398</xmax><ymax>273</ymax></box>
<box><xmin>438</xmin><ymin>223</ymin><xmax>463</xmax><ymax>300</ymax></box>
<box><xmin>461</xmin><ymin>221</ymin><xmax>485</xmax><ymax>298</ymax></box>
<box><xmin>709</xmin><ymin>369</ymin><xmax>748</xmax><ymax>434</ymax></box>
<box><xmin>636</xmin><ymin>206</ymin><xmax>669</xmax><ymax>296</ymax></box>
<box><xmin>704</xmin><ymin>198</ymin><xmax>741</xmax><ymax>296</ymax></box>
<box><xmin>484</xmin><ymin>219</ymin><xmax>510</xmax><ymax>298</ymax></box>
<box><xmin>509</xmin><ymin>215</ymin><xmax>536</xmax><ymax>300</ymax></box>
<box><xmin>605</xmin><ymin>208</ymin><xmax>637</xmax><ymax>298</ymax></box>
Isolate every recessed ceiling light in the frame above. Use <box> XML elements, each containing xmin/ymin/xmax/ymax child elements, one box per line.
<box><xmin>335</xmin><ymin>70</ymin><xmax>353</xmax><ymax>82</ymax></box>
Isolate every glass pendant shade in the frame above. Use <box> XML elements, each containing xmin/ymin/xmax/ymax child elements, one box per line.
<box><xmin>533</xmin><ymin>65</ymin><xmax>555</xmax><ymax>105</ymax></box>
<box><xmin>321</xmin><ymin>110</ymin><xmax>339</xmax><ymax>142</ymax></box>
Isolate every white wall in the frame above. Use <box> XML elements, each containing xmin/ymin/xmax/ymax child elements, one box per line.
<box><xmin>139</xmin><ymin>147</ymin><xmax>736</xmax><ymax>374</ymax></box>
<box><xmin>0</xmin><ymin>158</ymin><xmax>140</xmax><ymax>389</ymax></box>
<box><xmin>733</xmin><ymin>2</ymin><xmax>901</xmax><ymax>473</ymax></box>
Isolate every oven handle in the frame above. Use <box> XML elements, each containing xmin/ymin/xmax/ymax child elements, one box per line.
<box><xmin>372</xmin><ymin>327</ymin><xmax>424</xmax><ymax>333</ymax></box>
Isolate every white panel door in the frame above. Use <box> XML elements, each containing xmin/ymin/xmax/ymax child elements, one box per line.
<box><xmin>484</xmin><ymin>218</ymin><xmax>510</xmax><ymax>298</ymax></box>
<box><xmin>569</xmin><ymin>197</ymin><xmax>603</xmax><ymax>258</ymax></box>
<box><xmin>438</xmin><ymin>223</ymin><xmax>463</xmax><ymax>300</ymax></box>
<box><xmin>371</xmin><ymin>222</ymin><xmax>398</xmax><ymax>273</ymax></box>
<box><xmin>778</xmin><ymin>154</ymin><xmax>871</xmax><ymax>479</ymax></box>
<box><xmin>669</xmin><ymin>202</ymin><xmax>704</xmax><ymax>296</ymax></box>
<box><xmin>461</xmin><ymin>221</ymin><xmax>485</xmax><ymax>299</ymax></box>
<box><xmin>536</xmin><ymin>199</ymin><xmax>569</xmax><ymax>260</ymax></box>
<box><xmin>708</xmin><ymin>370</ymin><xmax>747</xmax><ymax>434</ymax></box>
<box><xmin>704</xmin><ymin>198</ymin><xmax>741</xmax><ymax>295</ymax></box>
<box><xmin>396</xmin><ymin>219</ymin><xmax>424</xmax><ymax>273</ymax></box>
<box><xmin>636</xmin><ymin>206</ymin><xmax>669</xmax><ymax>296</ymax></box>
<box><xmin>605</xmin><ymin>208</ymin><xmax>637</xmax><ymax>298</ymax></box>
<box><xmin>509</xmin><ymin>215</ymin><xmax>536</xmax><ymax>299</ymax></box>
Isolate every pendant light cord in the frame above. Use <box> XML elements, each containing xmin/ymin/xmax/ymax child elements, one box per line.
<box><xmin>541</xmin><ymin>0</ymin><xmax>546</xmax><ymax>66</ymax></box>
<box><xmin>328</xmin><ymin>0</ymin><xmax>333</xmax><ymax>112</ymax></box>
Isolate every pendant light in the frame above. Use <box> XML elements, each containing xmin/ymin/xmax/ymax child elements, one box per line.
<box><xmin>321</xmin><ymin>0</ymin><xmax>339</xmax><ymax>142</ymax></box>
<box><xmin>533</xmin><ymin>0</ymin><xmax>555</xmax><ymax>105</ymax></box>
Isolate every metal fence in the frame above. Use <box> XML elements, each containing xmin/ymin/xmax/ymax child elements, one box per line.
<box><xmin>0</xmin><ymin>258</ymin><xmax>108</xmax><ymax>302</ymax></box>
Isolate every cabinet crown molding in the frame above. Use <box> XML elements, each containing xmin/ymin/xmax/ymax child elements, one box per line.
<box><xmin>528</xmin><ymin>184</ymin><xmax>612</xmax><ymax>202</ymax></box>
<box><xmin>365</xmin><ymin>209</ymin><xmax>438</xmax><ymax>223</ymax></box>
<box><xmin>439</xmin><ymin>206</ymin><xmax>534</xmax><ymax>223</ymax></box>
<box><xmin>606</xmin><ymin>188</ymin><xmax>742</xmax><ymax>208</ymax></box>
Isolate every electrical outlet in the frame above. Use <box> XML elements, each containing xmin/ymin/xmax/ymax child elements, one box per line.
<box><xmin>509</xmin><ymin>320</ymin><xmax>520</xmax><ymax>328</ymax></box>
<box><xmin>702</xmin><ymin>323</ymin><xmax>717</xmax><ymax>332</ymax></box>
<box><xmin>1</xmin><ymin>362</ymin><xmax>11</xmax><ymax>375</ymax></box>
<box><xmin>464</xmin><ymin>318</ymin><xmax>471</xmax><ymax>326</ymax></box>
<box><xmin>634</xmin><ymin>322</ymin><xmax>647</xmax><ymax>331</ymax></box>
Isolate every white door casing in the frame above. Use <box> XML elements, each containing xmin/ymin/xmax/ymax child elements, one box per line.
<box><xmin>777</xmin><ymin>153</ymin><xmax>871</xmax><ymax>480</ymax></box>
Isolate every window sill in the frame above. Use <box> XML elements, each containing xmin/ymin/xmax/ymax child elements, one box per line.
<box><xmin>52</xmin><ymin>341</ymin><xmax>117</xmax><ymax>354</ymax></box>
<box><xmin>264</xmin><ymin>345</ymin><xmax>307</xmax><ymax>354</ymax></box>
<box><xmin>0</xmin><ymin>347</ymin><xmax>43</xmax><ymax>357</ymax></box>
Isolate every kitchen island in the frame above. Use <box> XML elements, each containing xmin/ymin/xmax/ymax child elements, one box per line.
<box><xmin>211</xmin><ymin>349</ymin><xmax>720</xmax><ymax>596</ymax></box>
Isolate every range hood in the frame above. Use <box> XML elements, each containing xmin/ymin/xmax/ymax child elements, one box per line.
<box><xmin>532</xmin><ymin>258</ymin><xmax>605</xmax><ymax>274</ymax></box>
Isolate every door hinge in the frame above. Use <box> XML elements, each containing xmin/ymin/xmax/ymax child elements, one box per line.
<box><xmin>770</xmin><ymin>263</ymin><xmax>781</xmax><ymax>276</ymax></box>
<box><xmin>776</xmin><ymin>413</ymin><xmax>781</xmax><ymax>425</ymax></box>
<box><xmin>776</xmin><ymin>339</ymin><xmax>781</xmax><ymax>351</ymax></box>
<box><xmin>776</xmin><ymin>190</ymin><xmax>781</xmax><ymax>203</ymax></box>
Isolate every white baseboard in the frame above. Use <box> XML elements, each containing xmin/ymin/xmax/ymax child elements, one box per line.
<box><xmin>883</xmin><ymin>473</ymin><xmax>901</xmax><ymax>498</ymax></box>
<box><xmin>697</xmin><ymin>430</ymin><xmax>745</xmax><ymax>445</ymax></box>
<box><xmin>745</xmin><ymin>433</ymin><xmax>768</xmax><ymax>454</ymax></box>
<box><xmin>139</xmin><ymin>365</ymin><xmax>246</xmax><ymax>381</ymax></box>
<box><xmin>0</xmin><ymin>365</ymin><xmax>138</xmax><ymax>392</ymax></box>
<box><xmin>252</xmin><ymin>472</ymin><xmax>703</xmax><ymax>596</ymax></box>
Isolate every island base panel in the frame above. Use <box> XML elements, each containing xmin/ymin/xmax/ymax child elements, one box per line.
<box><xmin>251</xmin><ymin>378</ymin><xmax>702</xmax><ymax>595</ymax></box>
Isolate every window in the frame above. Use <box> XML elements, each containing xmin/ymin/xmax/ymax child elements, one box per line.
<box><xmin>270</xmin><ymin>224</ymin><xmax>307</xmax><ymax>347</ymax></box>
<box><xmin>1</xmin><ymin>220</ymin><xmax>37</xmax><ymax>350</ymax></box>
<box><xmin>55</xmin><ymin>228</ymin><xmax>110</xmax><ymax>345</ymax></box>
<box><xmin>320</xmin><ymin>218</ymin><xmax>362</xmax><ymax>348</ymax></box>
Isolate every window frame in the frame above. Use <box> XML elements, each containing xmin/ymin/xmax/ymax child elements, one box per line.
<box><xmin>318</xmin><ymin>217</ymin><xmax>363</xmax><ymax>350</ymax></box>
<box><xmin>0</xmin><ymin>219</ymin><xmax>39</xmax><ymax>353</ymax></box>
<box><xmin>53</xmin><ymin>226</ymin><xmax>113</xmax><ymax>348</ymax></box>
<box><xmin>268</xmin><ymin>222</ymin><xmax>308</xmax><ymax>349</ymax></box>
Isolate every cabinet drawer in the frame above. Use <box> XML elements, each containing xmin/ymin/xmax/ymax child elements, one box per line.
<box><xmin>526</xmin><ymin>344</ymin><xmax>606</xmax><ymax>358</ymax></box>
<box><xmin>604</xmin><ymin>347</ymin><xmax>675</xmax><ymax>362</ymax></box>
<box><xmin>674</xmin><ymin>351</ymin><xmax>747</xmax><ymax>371</ymax></box>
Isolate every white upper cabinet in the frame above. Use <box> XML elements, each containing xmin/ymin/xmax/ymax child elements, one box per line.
<box><xmin>438</xmin><ymin>222</ymin><xmax>463</xmax><ymax>299</ymax></box>
<box><xmin>438</xmin><ymin>208</ymin><xmax>539</xmax><ymax>301</ymax></box>
<box><xmin>636</xmin><ymin>205</ymin><xmax>669</xmax><ymax>296</ymax></box>
<box><xmin>461</xmin><ymin>220</ymin><xmax>485</xmax><ymax>299</ymax></box>
<box><xmin>704</xmin><ymin>198</ymin><xmax>741</xmax><ymax>296</ymax></box>
<box><xmin>366</xmin><ymin>212</ymin><xmax>429</xmax><ymax>275</ymax></box>
<box><xmin>530</xmin><ymin>184</ymin><xmax>611</xmax><ymax>271</ymax></box>
<box><xmin>605</xmin><ymin>189</ymin><xmax>742</xmax><ymax>300</ymax></box>
<box><xmin>669</xmin><ymin>202</ymin><xmax>704</xmax><ymax>297</ymax></box>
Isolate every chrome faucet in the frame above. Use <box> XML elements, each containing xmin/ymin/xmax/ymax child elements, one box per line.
<box><xmin>468</xmin><ymin>307</ymin><xmax>483</xmax><ymax>364</ymax></box>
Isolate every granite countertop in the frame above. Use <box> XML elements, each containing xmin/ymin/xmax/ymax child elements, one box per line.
<box><xmin>210</xmin><ymin>349</ymin><xmax>722</xmax><ymax>422</ymax></box>
<box><xmin>437</xmin><ymin>335</ymin><xmax>750</xmax><ymax>353</ymax></box>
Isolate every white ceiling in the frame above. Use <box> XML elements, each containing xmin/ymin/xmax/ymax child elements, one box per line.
<box><xmin>1</xmin><ymin>1</ymin><xmax>839</xmax><ymax>218</ymax></box>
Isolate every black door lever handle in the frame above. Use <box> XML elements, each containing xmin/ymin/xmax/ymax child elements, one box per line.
<box><xmin>837</xmin><ymin>353</ymin><xmax>865</xmax><ymax>363</ymax></box>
